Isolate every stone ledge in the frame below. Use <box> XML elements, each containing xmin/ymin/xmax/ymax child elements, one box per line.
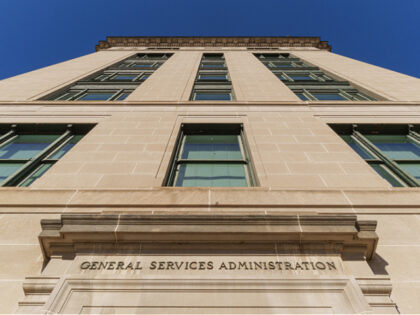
<box><xmin>39</xmin><ymin>213</ymin><xmax>378</xmax><ymax>261</ymax></box>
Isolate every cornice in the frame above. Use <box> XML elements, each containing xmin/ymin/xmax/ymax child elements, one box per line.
<box><xmin>95</xmin><ymin>36</ymin><xmax>331</xmax><ymax>51</ymax></box>
<box><xmin>39</xmin><ymin>213</ymin><xmax>378</xmax><ymax>261</ymax></box>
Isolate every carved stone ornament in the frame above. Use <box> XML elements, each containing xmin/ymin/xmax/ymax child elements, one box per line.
<box><xmin>95</xmin><ymin>36</ymin><xmax>331</xmax><ymax>51</ymax></box>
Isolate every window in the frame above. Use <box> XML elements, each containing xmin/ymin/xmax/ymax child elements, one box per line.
<box><xmin>45</xmin><ymin>53</ymin><xmax>172</xmax><ymax>101</ymax></box>
<box><xmin>293</xmin><ymin>89</ymin><xmax>373</xmax><ymax>101</ymax></box>
<box><xmin>193</xmin><ymin>91</ymin><xmax>232</xmax><ymax>101</ymax></box>
<box><xmin>330</xmin><ymin>124</ymin><xmax>420</xmax><ymax>187</ymax></box>
<box><xmin>191</xmin><ymin>53</ymin><xmax>234</xmax><ymax>101</ymax></box>
<box><xmin>255</xmin><ymin>53</ymin><xmax>376</xmax><ymax>101</ymax></box>
<box><xmin>54</xmin><ymin>89</ymin><xmax>134</xmax><ymax>101</ymax></box>
<box><xmin>0</xmin><ymin>124</ymin><xmax>94</xmax><ymax>186</ymax></box>
<box><xmin>166</xmin><ymin>124</ymin><xmax>255</xmax><ymax>187</ymax></box>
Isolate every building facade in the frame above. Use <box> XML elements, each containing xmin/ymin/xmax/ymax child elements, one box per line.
<box><xmin>0</xmin><ymin>36</ymin><xmax>419</xmax><ymax>313</ymax></box>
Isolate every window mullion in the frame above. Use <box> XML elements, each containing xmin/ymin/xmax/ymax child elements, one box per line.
<box><xmin>73</xmin><ymin>89</ymin><xmax>87</xmax><ymax>100</ymax></box>
<box><xmin>353</xmin><ymin>130</ymin><xmax>420</xmax><ymax>187</ymax></box>
<box><xmin>0</xmin><ymin>126</ymin><xmax>17</xmax><ymax>145</ymax></box>
<box><xmin>2</xmin><ymin>127</ymin><xmax>73</xmax><ymax>186</ymax></box>
<box><xmin>408</xmin><ymin>126</ymin><xmax>420</xmax><ymax>144</ymax></box>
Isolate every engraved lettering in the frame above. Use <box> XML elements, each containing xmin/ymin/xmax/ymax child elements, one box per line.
<box><xmin>80</xmin><ymin>261</ymin><xmax>90</xmax><ymax>269</ymax></box>
<box><xmin>238</xmin><ymin>262</ymin><xmax>248</xmax><ymax>270</ymax></box>
<box><xmin>284</xmin><ymin>262</ymin><xmax>294</xmax><ymax>270</ymax></box>
<box><xmin>326</xmin><ymin>262</ymin><xmax>336</xmax><ymax>270</ymax></box>
<box><xmin>135</xmin><ymin>261</ymin><xmax>143</xmax><ymax>270</ymax></box>
<box><xmin>158</xmin><ymin>261</ymin><xmax>165</xmax><ymax>270</ymax></box>
<box><xmin>125</xmin><ymin>262</ymin><xmax>134</xmax><ymax>270</ymax></box>
<box><xmin>316</xmin><ymin>262</ymin><xmax>326</xmax><ymax>270</ymax></box>
<box><xmin>90</xmin><ymin>261</ymin><xmax>98</xmax><ymax>270</ymax></box>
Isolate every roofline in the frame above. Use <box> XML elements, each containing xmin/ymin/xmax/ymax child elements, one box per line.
<box><xmin>95</xmin><ymin>36</ymin><xmax>331</xmax><ymax>51</ymax></box>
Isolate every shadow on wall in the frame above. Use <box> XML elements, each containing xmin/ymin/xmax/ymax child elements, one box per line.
<box><xmin>368</xmin><ymin>253</ymin><xmax>389</xmax><ymax>275</ymax></box>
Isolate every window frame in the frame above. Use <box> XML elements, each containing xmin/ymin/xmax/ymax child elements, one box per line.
<box><xmin>254</xmin><ymin>53</ymin><xmax>377</xmax><ymax>101</ymax></box>
<box><xmin>191</xmin><ymin>53</ymin><xmax>234</xmax><ymax>101</ymax></box>
<box><xmin>44</xmin><ymin>53</ymin><xmax>172</xmax><ymax>101</ymax></box>
<box><xmin>330</xmin><ymin>124</ymin><xmax>420</xmax><ymax>187</ymax></box>
<box><xmin>0</xmin><ymin>124</ymin><xmax>94</xmax><ymax>187</ymax></box>
<box><xmin>165</xmin><ymin>124</ymin><xmax>255</xmax><ymax>187</ymax></box>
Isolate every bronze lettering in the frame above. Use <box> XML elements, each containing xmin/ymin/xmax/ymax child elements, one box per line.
<box><xmin>207</xmin><ymin>261</ymin><xmax>213</xmax><ymax>270</ymax></box>
<box><xmin>275</xmin><ymin>262</ymin><xmax>283</xmax><ymax>270</ymax></box>
<box><xmin>116</xmin><ymin>261</ymin><xmax>124</xmax><ymax>270</ymax></box>
<box><xmin>268</xmin><ymin>261</ymin><xmax>275</xmax><ymax>270</ymax></box>
<box><xmin>229</xmin><ymin>262</ymin><xmax>236</xmax><ymax>270</ymax></box>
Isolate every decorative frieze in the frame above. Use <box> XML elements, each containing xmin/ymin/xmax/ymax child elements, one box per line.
<box><xmin>95</xmin><ymin>36</ymin><xmax>331</xmax><ymax>51</ymax></box>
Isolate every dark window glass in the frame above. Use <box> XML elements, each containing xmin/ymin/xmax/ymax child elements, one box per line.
<box><xmin>181</xmin><ymin>135</ymin><xmax>242</xmax><ymax>160</ymax></box>
<box><xmin>330</xmin><ymin>124</ymin><xmax>420</xmax><ymax>187</ymax></box>
<box><xmin>20</xmin><ymin>164</ymin><xmax>53</xmax><ymax>187</ymax></box>
<box><xmin>131</xmin><ymin>63</ymin><xmax>154</xmax><ymax>68</ymax></box>
<box><xmin>201</xmin><ymin>63</ymin><xmax>225</xmax><ymax>69</ymax></box>
<box><xmin>271</xmin><ymin>62</ymin><xmax>294</xmax><ymax>68</ymax></box>
<box><xmin>313</xmin><ymin>93</ymin><xmax>346</xmax><ymax>101</ymax></box>
<box><xmin>341</xmin><ymin>135</ymin><xmax>374</xmax><ymax>159</ymax></box>
<box><xmin>289</xmin><ymin>75</ymin><xmax>314</xmax><ymax>81</ymax></box>
<box><xmin>365</xmin><ymin>135</ymin><xmax>420</xmax><ymax>160</ymax></box>
<box><xmin>198</xmin><ymin>75</ymin><xmax>227</xmax><ymax>81</ymax></box>
<box><xmin>194</xmin><ymin>92</ymin><xmax>231</xmax><ymax>101</ymax></box>
<box><xmin>111</xmin><ymin>74</ymin><xmax>137</xmax><ymax>81</ymax></box>
<box><xmin>176</xmin><ymin>163</ymin><xmax>247</xmax><ymax>187</ymax></box>
<box><xmin>0</xmin><ymin>135</ymin><xmax>59</xmax><ymax>159</ymax></box>
<box><xmin>115</xmin><ymin>93</ymin><xmax>131</xmax><ymax>100</ymax></box>
<box><xmin>371</xmin><ymin>164</ymin><xmax>404</xmax><ymax>187</ymax></box>
<box><xmin>167</xmin><ymin>125</ymin><xmax>253</xmax><ymax>187</ymax></box>
<box><xmin>0</xmin><ymin>163</ymin><xmax>24</xmax><ymax>184</ymax></box>
<box><xmin>56</xmin><ymin>91</ymin><xmax>80</xmax><ymax>101</ymax></box>
<box><xmin>78</xmin><ymin>92</ymin><xmax>114</xmax><ymax>101</ymax></box>
<box><xmin>48</xmin><ymin>135</ymin><xmax>83</xmax><ymax>159</ymax></box>
<box><xmin>296</xmin><ymin>93</ymin><xmax>308</xmax><ymax>100</ymax></box>
<box><xmin>0</xmin><ymin>124</ymin><xmax>93</xmax><ymax>186</ymax></box>
<box><xmin>399</xmin><ymin>163</ymin><xmax>420</xmax><ymax>182</ymax></box>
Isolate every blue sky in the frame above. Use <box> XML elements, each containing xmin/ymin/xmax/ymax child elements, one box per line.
<box><xmin>0</xmin><ymin>0</ymin><xmax>419</xmax><ymax>80</ymax></box>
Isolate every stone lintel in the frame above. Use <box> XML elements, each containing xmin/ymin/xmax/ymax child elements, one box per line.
<box><xmin>39</xmin><ymin>213</ymin><xmax>378</xmax><ymax>261</ymax></box>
